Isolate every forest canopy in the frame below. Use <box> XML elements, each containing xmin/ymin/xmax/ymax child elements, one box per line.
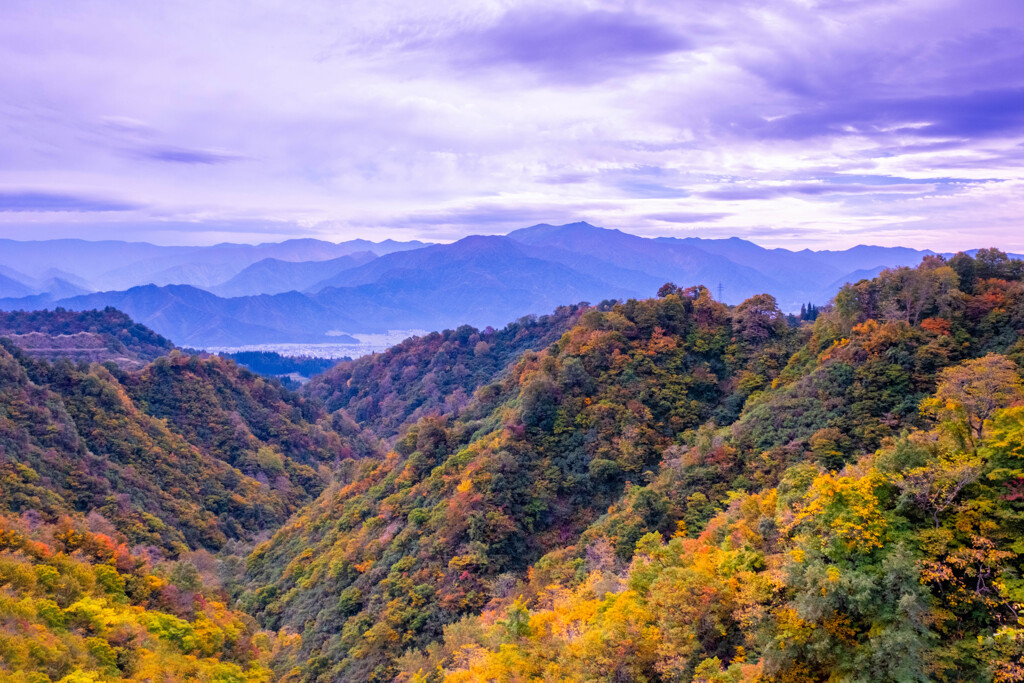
<box><xmin>3</xmin><ymin>249</ymin><xmax>1024</xmax><ymax>681</ymax></box>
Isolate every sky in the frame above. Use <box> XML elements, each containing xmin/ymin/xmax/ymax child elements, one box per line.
<box><xmin>1</xmin><ymin>0</ymin><xmax>1023</xmax><ymax>251</ymax></box>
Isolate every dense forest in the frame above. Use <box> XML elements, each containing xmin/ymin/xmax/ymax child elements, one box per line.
<box><xmin>217</xmin><ymin>352</ymin><xmax>344</xmax><ymax>385</ymax></box>
<box><xmin>305</xmin><ymin>303</ymin><xmax>588</xmax><ymax>439</ymax></box>
<box><xmin>0</xmin><ymin>308</ymin><xmax>175</xmax><ymax>368</ymax></box>
<box><xmin>3</xmin><ymin>248</ymin><xmax>1024</xmax><ymax>681</ymax></box>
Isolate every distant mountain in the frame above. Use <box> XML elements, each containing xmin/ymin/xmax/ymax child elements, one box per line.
<box><xmin>506</xmin><ymin>223</ymin><xmax>953</xmax><ymax>311</ymax></box>
<box><xmin>515</xmin><ymin>241</ymin><xmax>663</xmax><ymax>297</ymax></box>
<box><xmin>0</xmin><ymin>238</ymin><xmax>186</xmax><ymax>291</ymax></box>
<box><xmin>0</xmin><ymin>265</ymin><xmax>91</xmax><ymax>299</ymax></box>
<box><xmin>797</xmin><ymin>244</ymin><xmax>937</xmax><ymax>274</ymax></box>
<box><xmin>508</xmin><ymin>222</ymin><xmax>786</xmax><ymax>304</ymax></box>
<box><xmin>816</xmin><ymin>265</ymin><xmax>890</xmax><ymax>302</ymax></box>
<box><xmin>0</xmin><ymin>222</ymin><xmax>1005</xmax><ymax>347</ymax></box>
<box><xmin>213</xmin><ymin>251</ymin><xmax>377</xmax><ymax>297</ymax></box>
<box><xmin>93</xmin><ymin>238</ymin><xmax>432</xmax><ymax>290</ymax></box>
<box><xmin>37</xmin><ymin>267</ymin><xmax>94</xmax><ymax>290</ymax></box>
<box><xmin>0</xmin><ymin>236</ymin><xmax>634</xmax><ymax>346</ymax></box>
<box><xmin>29</xmin><ymin>285</ymin><xmax>357</xmax><ymax>347</ymax></box>
<box><xmin>0</xmin><ymin>270</ymin><xmax>34</xmax><ymax>298</ymax></box>
<box><xmin>35</xmin><ymin>277</ymin><xmax>89</xmax><ymax>299</ymax></box>
<box><xmin>667</xmin><ymin>235</ymin><xmax>842</xmax><ymax>296</ymax></box>
<box><xmin>310</xmin><ymin>235</ymin><xmax>635</xmax><ymax>330</ymax></box>
<box><xmin>145</xmin><ymin>262</ymin><xmax>246</xmax><ymax>289</ymax></box>
<box><xmin>306</xmin><ymin>235</ymin><xmax>536</xmax><ymax>290</ymax></box>
<box><xmin>213</xmin><ymin>290</ymin><xmax>360</xmax><ymax>341</ymax></box>
<box><xmin>0</xmin><ymin>236</ymin><xmax>431</xmax><ymax>291</ymax></box>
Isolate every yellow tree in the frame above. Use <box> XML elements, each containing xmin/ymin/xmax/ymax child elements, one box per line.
<box><xmin>921</xmin><ymin>354</ymin><xmax>1024</xmax><ymax>450</ymax></box>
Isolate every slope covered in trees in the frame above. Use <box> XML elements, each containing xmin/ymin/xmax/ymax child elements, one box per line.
<box><xmin>242</xmin><ymin>286</ymin><xmax>804</xmax><ymax>680</ymax></box>
<box><xmin>3</xmin><ymin>249</ymin><xmax>1024</xmax><ymax>682</ymax></box>
<box><xmin>0</xmin><ymin>343</ymin><xmax>379</xmax><ymax>554</ymax></box>
<box><xmin>0</xmin><ymin>512</ymin><xmax>292</xmax><ymax>682</ymax></box>
<box><xmin>0</xmin><ymin>307</ymin><xmax>175</xmax><ymax>368</ymax></box>
<box><xmin>305</xmin><ymin>304</ymin><xmax>589</xmax><ymax>439</ymax></box>
<box><xmin>241</xmin><ymin>249</ymin><xmax>1024</xmax><ymax>682</ymax></box>
<box><xmin>421</xmin><ymin>357</ymin><xmax>1024</xmax><ymax>682</ymax></box>
<box><xmin>0</xmin><ymin>318</ymin><xmax>385</xmax><ymax>680</ymax></box>
<box><xmin>219</xmin><ymin>351</ymin><xmax>342</xmax><ymax>384</ymax></box>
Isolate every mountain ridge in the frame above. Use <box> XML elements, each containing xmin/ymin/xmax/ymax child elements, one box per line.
<box><xmin>2</xmin><ymin>223</ymin><xmax>1015</xmax><ymax>348</ymax></box>
<box><xmin>2</xmin><ymin>249</ymin><xmax>1024</xmax><ymax>680</ymax></box>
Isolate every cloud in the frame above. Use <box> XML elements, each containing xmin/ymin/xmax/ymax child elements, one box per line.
<box><xmin>753</xmin><ymin>88</ymin><xmax>1024</xmax><ymax>142</ymax></box>
<box><xmin>139</xmin><ymin>146</ymin><xmax>243</xmax><ymax>164</ymax></box>
<box><xmin>646</xmin><ymin>212</ymin><xmax>730</xmax><ymax>223</ymax></box>
<box><xmin>539</xmin><ymin>172</ymin><xmax>591</xmax><ymax>185</ymax></box>
<box><xmin>699</xmin><ymin>182</ymin><xmax>942</xmax><ymax>201</ymax></box>
<box><xmin>0</xmin><ymin>217</ymin><xmax>315</xmax><ymax>245</ymax></box>
<box><xmin>385</xmin><ymin>201</ymin><xmax>612</xmax><ymax>239</ymax></box>
<box><xmin>0</xmin><ymin>191</ymin><xmax>142</xmax><ymax>212</ymax></box>
<box><xmin>596</xmin><ymin>166</ymin><xmax>690</xmax><ymax>199</ymax></box>
<box><xmin>1</xmin><ymin>0</ymin><xmax>1023</xmax><ymax>251</ymax></box>
<box><xmin>823</xmin><ymin>174</ymin><xmax>981</xmax><ymax>186</ymax></box>
<box><xmin>394</xmin><ymin>203</ymin><xmax>586</xmax><ymax>227</ymax></box>
<box><xmin>444</xmin><ymin>7</ymin><xmax>691</xmax><ymax>83</ymax></box>
<box><xmin>611</xmin><ymin>180</ymin><xmax>687</xmax><ymax>199</ymax></box>
<box><xmin>99</xmin><ymin>116</ymin><xmax>155</xmax><ymax>136</ymax></box>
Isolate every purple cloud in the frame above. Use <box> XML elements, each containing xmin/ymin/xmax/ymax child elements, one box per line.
<box><xmin>447</xmin><ymin>8</ymin><xmax>690</xmax><ymax>83</ymax></box>
<box><xmin>540</xmin><ymin>172</ymin><xmax>591</xmax><ymax>185</ymax></box>
<box><xmin>595</xmin><ymin>166</ymin><xmax>690</xmax><ymax>199</ymax></box>
<box><xmin>1</xmin><ymin>1</ymin><xmax>1023</xmax><ymax>251</ymax></box>
<box><xmin>0</xmin><ymin>191</ymin><xmax>142</xmax><ymax>212</ymax></box>
<box><xmin>391</xmin><ymin>202</ymin><xmax>606</xmax><ymax>235</ymax></box>
<box><xmin>751</xmin><ymin>88</ymin><xmax>1024</xmax><ymax>142</ymax></box>
<box><xmin>140</xmin><ymin>147</ymin><xmax>243</xmax><ymax>164</ymax></box>
<box><xmin>700</xmin><ymin>182</ymin><xmax>944</xmax><ymax>201</ymax></box>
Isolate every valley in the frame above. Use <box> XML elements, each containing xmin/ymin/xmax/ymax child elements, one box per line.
<box><xmin>206</xmin><ymin>329</ymin><xmax>433</xmax><ymax>362</ymax></box>
<box><xmin>5</xmin><ymin>1</ymin><xmax>1022</xmax><ymax>679</ymax></box>
<box><xmin>1</xmin><ymin>249</ymin><xmax>1023</xmax><ymax>681</ymax></box>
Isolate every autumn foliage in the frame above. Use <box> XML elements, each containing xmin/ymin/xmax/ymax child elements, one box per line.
<box><xmin>4</xmin><ymin>249</ymin><xmax>1024</xmax><ymax>681</ymax></box>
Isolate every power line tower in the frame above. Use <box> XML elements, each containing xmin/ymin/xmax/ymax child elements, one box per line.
<box><xmin>717</xmin><ymin>282</ymin><xmax>724</xmax><ymax>302</ymax></box>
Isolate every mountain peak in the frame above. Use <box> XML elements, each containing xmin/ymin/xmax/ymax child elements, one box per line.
<box><xmin>447</xmin><ymin>234</ymin><xmax>519</xmax><ymax>254</ymax></box>
<box><xmin>506</xmin><ymin>220</ymin><xmax>619</xmax><ymax>245</ymax></box>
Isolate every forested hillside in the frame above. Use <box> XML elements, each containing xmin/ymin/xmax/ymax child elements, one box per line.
<box><xmin>0</xmin><ymin>327</ymin><xmax>386</xmax><ymax>680</ymax></box>
<box><xmin>0</xmin><ymin>513</ymin><xmax>293</xmax><ymax>681</ymax></box>
<box><xmin>428</xmin><ymin>391</ymin><xmax>1024</xmax><ymax>682</ymax></box>
<box><xmin>0</xmin><ymin>307</ymin><xmax>174</xmax><ymax>367</ymax></box>
<box><xmin>305</xmin><ymin>303</ymin><xmax>589</xmax><ymax>439</ymax></box>
<box><xmin>3</xmin><ymin>249</ymin><xmax>1024</xmax><ymax>681</ymax></box>
<box><xmin>242</xmin><ymin>284</ymin><xmax>807</xmax><ymax>680</ymax></box>
<box><xmin>0</xmin><ymin>345</ymin><xmax>380</xmax><ymax>553</ymax></box>
<box><xmin>391</xmin><ymin>250</ymin><xmax>1024</xmax><ymax>681</ymax></box>
<box><xmin>244</xmin><ymin>249</ymin><xmax>1024</xmax><ymax>682</ymax></box>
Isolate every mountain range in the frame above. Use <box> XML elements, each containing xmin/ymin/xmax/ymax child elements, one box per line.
<box><xmin>3</xmin><ymin>250</ymin><xmax>1024</xmax><ymax>681</ymax></box>
<box><xmin>0</xmin><ymin>236</ymin><xmax>428</xmax><ymax>291</ymax></box>
<box><xmin>0</xmin><ymin>222</ymin><xmax>1010</xmax><ymax>347</ymax></box>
